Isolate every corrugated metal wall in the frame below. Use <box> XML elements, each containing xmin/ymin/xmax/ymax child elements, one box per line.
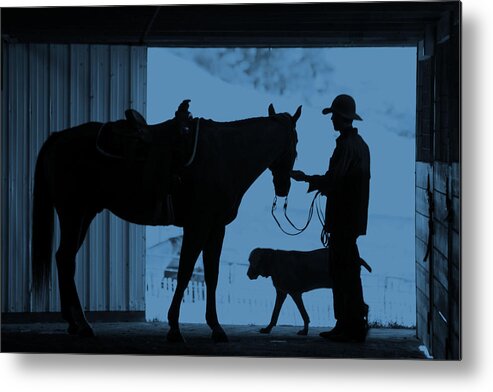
<box><xmin>1</xmin><ymin>43</ymin><xmax>147</xmax><ymax>313</ymax></box>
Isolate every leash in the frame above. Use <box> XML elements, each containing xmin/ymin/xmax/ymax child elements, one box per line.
<box><xmin>271</xmin><ymin>191</ymin><xmax>322</xmax><ymax>236</ymax></box>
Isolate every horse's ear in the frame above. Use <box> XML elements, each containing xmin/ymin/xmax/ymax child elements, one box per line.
<box><xmin>293</xmin><ymin>105</ymin><xmax>302</xmax><ymax>122</ymax></box>
<box><xmin>268</xmin><ymin>104</ymin><xmax>276</xmax><ymax>116</ymax></box>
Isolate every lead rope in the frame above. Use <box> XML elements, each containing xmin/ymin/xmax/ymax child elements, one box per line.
<box><xmin>315</xmin><ymin>193</ymin><xmax>330</xmax><ymax>247</ymax></box>
<box><xmin>271</xmin><ymin>191</ymin><xmax>322</xmax><ymax>236</ymax></box>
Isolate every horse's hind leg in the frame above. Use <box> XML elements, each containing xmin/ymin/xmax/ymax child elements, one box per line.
<box><xmin>202</xmin><ymin>225</ymin><xmax>227</xmax><ymax>342</ymax></box>
<box><xmin>56</xmin><ymin>209</ymin><xmax>95</xmax><ymax>337</ymax></box>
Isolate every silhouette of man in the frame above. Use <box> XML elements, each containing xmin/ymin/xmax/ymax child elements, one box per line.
<box><xmin>291</xmin><ymin>94</ymin><xmax>370</xmax><ymax>342</ymax></box>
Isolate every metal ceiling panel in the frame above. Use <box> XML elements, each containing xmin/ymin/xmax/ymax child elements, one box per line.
<box><xmin>1</xmin><ymin>3</ymin><xmax>460</xmax><ymax>47</ymax></box>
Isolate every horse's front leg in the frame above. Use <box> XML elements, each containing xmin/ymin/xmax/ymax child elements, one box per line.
<box><xmin>167</xmin><ymin>225</ymin><xmax>207</xmax><ymax>343</ymax></box>
<box><xmin>202</xmin><ymin>225</ymin><xmax>227</xmax><ymax>342</ymax></box>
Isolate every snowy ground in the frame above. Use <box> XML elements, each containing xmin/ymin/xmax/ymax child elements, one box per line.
<box><xmin>145</xmin><ymin>48</ymin><xmax>416</xmax><ymax>328</ymax></box>
<box><xmin>146</xmin><ymin>212</ymin><xmax>415</xmax><ymax>327</ymax></box>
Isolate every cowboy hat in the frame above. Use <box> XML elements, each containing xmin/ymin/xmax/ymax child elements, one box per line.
<box><xmin>322</xmin><ymin>94</ymin><xmax>363</xmax><ymax>121</ymax></box>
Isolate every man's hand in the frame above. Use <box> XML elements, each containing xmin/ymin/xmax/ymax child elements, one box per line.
<box><xmin>290</xmin><ymin>170</ymin><xmax>308</xmax><ymax>182</ymax></box>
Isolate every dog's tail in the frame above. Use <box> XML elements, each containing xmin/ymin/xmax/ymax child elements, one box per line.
<box><xmin>359</xmin><ymin>258</ymin><xmax>372</xmax><ymax>273</ymax></box>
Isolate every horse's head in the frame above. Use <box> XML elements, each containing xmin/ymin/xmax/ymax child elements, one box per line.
<box><xmin>268</xmin><ymin>104</ymin><xmax>301</xmax><ymax>197</ymax></box>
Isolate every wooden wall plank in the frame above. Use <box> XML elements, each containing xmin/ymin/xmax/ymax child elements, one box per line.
<box><xmin>433</xmin><ymin>219</ymin><xmax>448</xmax><ymax>259</ymax></box>
<box><xmin>433</xmin><ymin>278</ymin><xmax>449</xmax><ymax>322</ymax></box>
<box><xmin>416</xmin><ymin>237</ymin><xmax>430</xmax><ymax>270</ymax></box>
<box><xmin>416</xmin><ymin>162</ymin><xmax>432</xmax><ymax>189</ymax></box>
<box><xmin>432</xmin><ymin>309</ymin><xmax>448</xmax><ymax>359</ymax></box>
<box><xmin>452</xmin><ymin>231</ymin><xmax>460</xmax><ymax>269</ymax></box>
<box><xmin>416</xmin><ymin>262</ymin><xmax>429</xmax><ymax>295</ymax></box>
<box><xmin>433</xmin><ymin>162</ymin><xmax>449</xmax><ymax>194</ymax></box>
<box><xmin>452</xmin><ymin>195</ymin><xmax>460</xmax><ymax>233</ymax></box>
<box><xmin>416</xmin><ymin>287</ymin><xmax>430</xmax><ymax>348</ymax></box>
<box><xmin>433</xmin><ymin>249</ymin><xmax>448</xmax><ymax>291</ymax></box>
<box><xmin>416</xmin><ymin>311</ymin><xmax>428</xmax><ymax>348</ymax></box>
<box><xmin>451</xmin><ymin>297</ymin><xmax>460</xmax><ymax>338</ymax></box>
<box><xmin>451</xmin><ymin>163</ymin><xmax>460</xmax><ymax>197</ymax></box>
<box><xmin>450</xmin><ymin>263</ymin><xmax>460</xmax><ymax>301</ymax></box>
<box><xmin>433</xmin><ymin>189</ymin><xmax>449</xmax><ymax>224</ymax></box>
<box><xmin>416</xmin><ymin>212</ymin><xmax>430</xmax><ymax>244</ymax></box>
<box><xmin>416</xmin><ymin>56</ymin><xmax>434</xmax><ymax>163</ymax></box>
<box><xmin>416</xmin><ymin>187</ymin><xmax>430</xmax><ymax>217</ymax></box>
<box><xmin>450</xmin><ymin>331</ymin><xmax>461</xmax><ymax>360</ymax></box>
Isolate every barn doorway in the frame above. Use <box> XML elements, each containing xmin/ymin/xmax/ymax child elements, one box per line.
<box><xmin>144</xmin><ymin>47</ymin><xmax>417</xmax><ymax>329</ymax></box>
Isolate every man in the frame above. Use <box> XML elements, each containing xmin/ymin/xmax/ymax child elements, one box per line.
<box><xmin>291</xmin><ymin>94</ymin><xmax>370</xmax><ymax>342</ymax></box>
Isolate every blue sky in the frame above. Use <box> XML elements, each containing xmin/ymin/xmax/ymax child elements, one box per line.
<box><xmin>148</xmin><ymin>48</ymin><xmax>416</xmax><ymax>218</ymax></box>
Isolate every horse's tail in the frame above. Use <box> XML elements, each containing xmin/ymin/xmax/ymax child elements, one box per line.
<box><xmin>31</xmin><ymin>137</ymin><xmax>55</xmax><ymax>299</ymax></box>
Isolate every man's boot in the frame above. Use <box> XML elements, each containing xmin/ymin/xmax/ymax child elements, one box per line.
<box><xmin>320</xmin><ymin>320</ymin><xmax>346</xmax><ymax>339</ymax></box>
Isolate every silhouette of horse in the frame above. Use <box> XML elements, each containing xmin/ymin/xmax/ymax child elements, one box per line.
<box><xmin>31</xmin><ymin>101</ymin><xmax>301</xmax><ymax>342</ymax></box>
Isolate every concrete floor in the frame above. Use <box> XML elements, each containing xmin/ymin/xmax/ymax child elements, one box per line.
<box><xmin>1</xmin><ymin>321</ymin><xmax>427</xmax><ymax>359</ymax></box>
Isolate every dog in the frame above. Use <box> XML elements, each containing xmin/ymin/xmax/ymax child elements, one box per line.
<box><xmin>247</xmin><ymin>247</ymin><xmax>371</xmax><ymax>336</ymax></box>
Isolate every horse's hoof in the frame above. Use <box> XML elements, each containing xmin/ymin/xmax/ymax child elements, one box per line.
<box><xmin>211</xmin><ymin>327</ymin><xmax>228</xmax><ymax>343</ymax></box>
<box><xmin>297</xmin><ymin>329</ymin><xmax>308</xmax><ymax>336</ymax></box>
<box><xmin>167</xmin><ymin>328</ymin><xmax>185</xmax><ymax>343</ymax></box>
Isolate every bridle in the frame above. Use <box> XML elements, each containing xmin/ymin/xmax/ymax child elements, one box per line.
<box><xmin>268</xmin><ymin>117</ymin><xmax>326</xmax><ymax>236</ymax></box>
<box><xmin>268</xmin><ymin>115</ymin><xmax>298</xmax><ymax>175</ymax></box>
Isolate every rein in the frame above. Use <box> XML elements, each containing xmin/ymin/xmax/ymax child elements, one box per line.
<box><xmin>184</xmin><ymin>118</ymin><xmax>200</xmax><ymax>167</ymax></box>
<box><xmin>271</xmin><ymin>191</ymin><xmax>324</xmax><ymax>236</ymax></box>
<box><xmin>95</xmin><ymin>123</ymin><xmax>127</xmax><ymax>160</ymax></box>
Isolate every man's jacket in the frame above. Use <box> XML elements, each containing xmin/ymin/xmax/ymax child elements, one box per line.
<box><xmin>307</xmin><ymin>128</ymin><xmax>370</xmax><ymax>237</ymax></box>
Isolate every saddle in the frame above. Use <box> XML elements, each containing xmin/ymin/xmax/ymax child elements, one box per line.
<box><xmin>96</xmin><ymin>109</ymin><xmax>152</xmax><ymax>161</ymax></box>
<box><xmin>95</xmin><ymin>101</ymin><xmax>196</xmax><ymax>226</ymax></box>
<box><xmin>96</xmin><ymin>103</ymin><xmax>194</xmax><ymax>162</ymax></box>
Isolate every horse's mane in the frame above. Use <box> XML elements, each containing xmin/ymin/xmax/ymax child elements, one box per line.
<box><xmin>199</xmin><ymin>113</ymin><xmax>292</xmax><ymax>130</ymax></box>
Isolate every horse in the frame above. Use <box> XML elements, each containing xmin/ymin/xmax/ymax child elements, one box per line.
<box><xmin>31</xmin><ymin>100</ymin><xmax>301</xmax><ymax>343</ymax></box>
